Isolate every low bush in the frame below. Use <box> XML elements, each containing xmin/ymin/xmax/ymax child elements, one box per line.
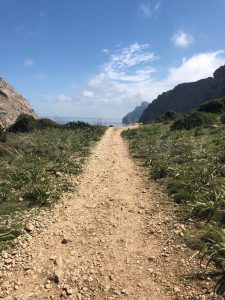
<box><xmin>151</xmin><ymin>164</ymin><xmax>168</xmax><ymax>180</ymax></box>
<box><xmin>154</xmin><ymin>110</ymin><xmax>178</xmax><ymax>123</ymax></box>
<box><xmin>63</xmin><ymin>121</ymin><xmax>92</xmax><ymax>130</ymax></box>
<box><xmin>9</xmin><ymin>114</ymin><xmax>38</xmax><ymax>133</ymax></box>
<box><xmin>37</xmin><ymin>118</ymin><xmax>59</xmax><ymax>129</ymax></box>
<box><xmin>171</xmin><ymin>111</ymin><xmax>216</xmax><ymax>131</ymax></box>
<box><xmin>199</xmin><ymin>99</ymin><xmax>225</xmax><ymax>114</ymax></box>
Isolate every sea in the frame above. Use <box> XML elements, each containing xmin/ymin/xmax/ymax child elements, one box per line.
<box><xmin>47</xmin><ymin>116</ymin><xmax>124</xmax><ymax>127</ymax></box>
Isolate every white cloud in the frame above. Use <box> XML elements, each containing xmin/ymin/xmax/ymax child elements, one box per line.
<box><xmin>36</xmin><ymin>74</ymin><xmax>47</xmax><ymax>81</ymax></box>
<box><xmin>89</xmin><ymin>43</ymin><xmax>158</xmax><ymax>86</ymax></box>
<box><xmin>172</xmin><ymin>31</ymin><xmax>193</xmax><ymax>48</ymax></box>
<box><xmin>24</xmin><ymin>58</ymin><xmax>36</xmax><ymax>66</ymax></box>
<box><xmin>56</xmin><ymin>94</ymin><xmax>72</xmax><ymax>102</ymax></box>
<box><xmin>82</xmin><ymin>90</ymin><xmax>94</xmax><ymax>98</ymax></box>
<box><xmin>102</xmin><ymin>48</ymin><xmax>109</xmax><ymax>54</ymax></box>
<box><xmin>140</xmin><ymin>2</ymin><xmax>161</xmax><ymax>18</ymax></box>
<box><xmin>167</xmin><ymin>51</ymin><xmax>225</xmax><ymax>85</ymax></box>
<box><xmin>154</xmin><ymin>1</ymin><xmax>161</xmax><ymax>10</ymax></box>
<box><xmin>140</xmin><ymin>3</ymin><xmax>151</xmax><ymax>17</ymax></box>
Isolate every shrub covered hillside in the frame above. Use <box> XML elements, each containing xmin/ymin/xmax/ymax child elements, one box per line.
<box><xmin>123</xmin><ymin>104</ymin><xmax>225</xmax><ymax>294</ymax></box>
<box><xmin>0</xmin><ymin>115</ymin><xmax>106</xmax><ymax>249</ymax></box>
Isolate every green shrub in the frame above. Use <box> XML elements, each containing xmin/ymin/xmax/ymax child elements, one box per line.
<box><xmin>171</xmin><ymin>111</ymin><xmax>216</xmax><ymax>131</ymax></box>
<box><xmin>37</xmin><ymin>118</ymin><xmax>59</xmax><ymax>129</ymax></box>
<box><xmin>151</xmin><ymin>164</ymin><xmax>168</xmax><ymax>180</ymax></box>
<box><xmin>9</xmin><ymin>114</ymin><xmax>38</xmax><ymax>133</ymax></box>
<box><xmin>155</xmin><ymin>110</ymin><xmax>178</xmax><ymax>123</ymax></box>
<box><xmin>63</xmin><ymin>121</ymin><xmax>91</xmax><ymax>130</ymax></box>
<box><xmin>199</xmin><ymin>99</ymin><xmax>224</xmax><ymax>114</ymax></box>
<box><xmin>173</xmin><ymin>190</ymin><xmax>192</xmax><ymax>203</ymax></box>
<box><xmin>164</xmin><ymin>110</ymin><xmax>178</xmax><ymax>120</ymax></box>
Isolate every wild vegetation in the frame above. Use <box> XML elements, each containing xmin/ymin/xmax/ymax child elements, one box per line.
<box><xmin>0</xmin><ymin>114</ymin><xmax>106</xmax><ymax>249</ymax></box>
<box><xmin>123</xmin><ymin>99</ymin><xmax>225</xmax><ymax>294</ymax></box>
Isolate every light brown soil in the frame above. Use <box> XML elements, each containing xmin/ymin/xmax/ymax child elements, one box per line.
<box><xmin>0</xmin><ymin>127</ymin><xmax>213</xmax><ymax>299</ymax></box>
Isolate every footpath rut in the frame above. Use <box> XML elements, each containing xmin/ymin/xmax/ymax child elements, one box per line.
<box><xmin>1</xmin><ymin>127</ymin><xmax>182</xmax><ymax>300</ymax></box>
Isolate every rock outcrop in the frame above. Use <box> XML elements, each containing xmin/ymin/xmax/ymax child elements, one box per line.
<box><xmin>0</xmin><ymin>78</ymin><xmax>37</xmax><ymax>127</ymax></box>
<box><xmin>139</xmin><ymin>65</ymin><xmax>225</xmax><ymax>123</ymax></box>
<box><xmin>122</xmin><ymin>101</ymin><xmax>149</xmax><ymax>124</ymax></box>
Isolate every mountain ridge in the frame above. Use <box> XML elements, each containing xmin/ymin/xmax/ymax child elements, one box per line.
<box><xmin>122</xmin><ymin>101</ymin><xmax>149</xmax><ymax>124</ymax></box>
<box><xmin>139</xmin><ymin>65</ymin><xmax>225</xmax><ymax>123</ymax></box>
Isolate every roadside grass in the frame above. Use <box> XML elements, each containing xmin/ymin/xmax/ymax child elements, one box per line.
<box><xmin>0</xmin><ymin>124</ymin><xmax>106</xmax><ymax>249</ymax></box>
<box><xmin>122</xmin><ymin>119</ymin><xmax>225</xmax><ymax>293</ymax></box>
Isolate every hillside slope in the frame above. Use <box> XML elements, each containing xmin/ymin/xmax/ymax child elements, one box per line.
<box><xmin>0</xmin><ymin>78</ymin><xmax>37</xmax><ymax>127</ymax></box>
<box><xmin>122</xmin><ymin>101</ymin><xmax>149</xmax><ymax>124</ymax></box>
<box><xmin>139</xmin><ymin>65</ymin><xmax>225</xmax><ymax>123</ymax></box>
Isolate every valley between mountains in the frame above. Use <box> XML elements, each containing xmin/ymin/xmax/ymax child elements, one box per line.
<box><xmin>0</xmin><ymin>127</ymin><xmax>217</xmax><ymax>300</ymax></box>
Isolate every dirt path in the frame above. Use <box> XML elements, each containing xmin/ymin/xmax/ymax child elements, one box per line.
<box><xmin>0</xmin><ymin>127</ymin><xmax>199</xmax><ymax>299</ymax></box>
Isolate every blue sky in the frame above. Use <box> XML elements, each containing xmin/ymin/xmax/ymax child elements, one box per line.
<box><xmin>1</xmin><ymin>0</ymin><xmax>225</xmax><ymax>118</ymax></box>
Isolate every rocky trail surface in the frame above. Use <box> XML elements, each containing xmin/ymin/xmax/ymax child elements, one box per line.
<box><xmin>0</xmin><ymin>127</ymin><xmax>215</xmax><ymax>300</ymax></box>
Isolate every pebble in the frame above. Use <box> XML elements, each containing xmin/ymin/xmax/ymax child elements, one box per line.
<box><xmin>25</xmin><ymin>223</ymin><xmax>34</xmax><ymax>232</ymax></box>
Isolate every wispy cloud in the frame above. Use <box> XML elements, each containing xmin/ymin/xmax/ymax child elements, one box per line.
<box><xmin>102</xmin><ymin>48</ymin><xmax>109</xmax><ymax>54</ymax></box>
<box><xmin>82</xmin><ymin>90</ymin><xmax>94</xmax><ymax>98</ymax></box>
<box><xmin>56</xmin><ymin>94</ymin><xmax>72</xmax><ymax>102</ymax></box>
<box><xmin>140</xmin><ymin>3</ymin><xmax>151</xmax><ymax>17</ymax></box>
<box><xmin>89</xmin><ymin>43</ymin><xmax>158</xmax><ymax>86</ymax></box>
<box><xmin>140</xmin><ymin>1</ymin><xmax>161</xmax><ymax>18</ymax></box>
<box><xmin>24</xmin><ymin>58</ymin><xmax>36</xmax><ymax>67</ymax></box>
<box><xmin>172</xmin><ymin>30</ymin><xmax>194</xmax><ymax>48</ymax></box>
<box><xmin>36</xmin><ymin>74</ymin><xmax>48</xmax><ymax>81</ymax></box>
<box><xmin>154</xmin><ymin>1</ymin><xmax>161</xmax><ymax>10</ymax></box>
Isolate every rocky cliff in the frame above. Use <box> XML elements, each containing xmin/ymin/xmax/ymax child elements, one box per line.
<box><xmin>0</xmin><ymin>78</ymin><xmax>37</xmax><ymax>127</ymax></box>
<box><xmin>139</xmin><ymin>65</ymin><xmax>225</xmax><ymax>123</ymax></box>
<box><xmin>122</xmin><ymin>101</ymin><xmax>149</xmax><ymax>124</ymax></box>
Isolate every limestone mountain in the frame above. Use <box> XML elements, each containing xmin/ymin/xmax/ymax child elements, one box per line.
<box><xmin>0</xmin><ymin>78</ymin><xmax>37</xmax><ymax>127</ymax></box>
<box><xmin>122</xmin><ymin>101</ymin><xmax>149</xmax><ymax>124</ymax></box>
<box><xmin>139</xmin><ymin>65</ymin><xmax>225</xmax><ymax>123</ymax></box>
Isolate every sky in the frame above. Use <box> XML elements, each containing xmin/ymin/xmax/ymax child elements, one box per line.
<box><xmin>1</xmin><ymin>0</ymin><xmax>225</xmax><ymax>119</ymax></box>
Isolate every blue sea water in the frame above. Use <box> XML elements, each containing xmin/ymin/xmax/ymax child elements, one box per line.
<box><xmin>47</xmin><ymin>116</ymin><xmax>124</xmax><ymax>127</ymax></box>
